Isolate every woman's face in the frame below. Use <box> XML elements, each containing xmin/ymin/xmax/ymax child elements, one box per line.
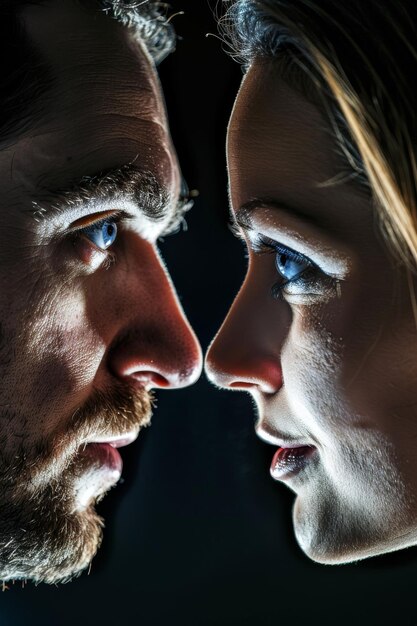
<box><xmin>205</xmin><ymin>59</ymin><xmax>417</xmax><ymax>563</ymax></box>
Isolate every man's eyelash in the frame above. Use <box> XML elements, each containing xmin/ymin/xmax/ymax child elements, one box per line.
<box><xmin>228</xmin><ymin>220</ymin><xmax>246</xmax><ymax>241</ymax></box>
<box><xmin>69</xmin><ymin>211</ymin><xmax>130</xmax><ymax>268</ymax></box>
<box><xmin>160</xmin><ymin>189</ymin><xmax>198</xmax><ymax>238</ymax></box>
<box><xmin>70</xmin><ymin>210</ymin><xmax>128</xmax><ymax>235</ymax></box>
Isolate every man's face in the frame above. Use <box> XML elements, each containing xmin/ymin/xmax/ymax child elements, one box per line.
<box><xmin>0</xmin><ymin>1</ymin><xmax>201</xmax><ymax>583</ymax></box>
<box><xmin>206</xmin><ymin>60</ymin><xmax>417</xmax><ymax>563</ymax></box>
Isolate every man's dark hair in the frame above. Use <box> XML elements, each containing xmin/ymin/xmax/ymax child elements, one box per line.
<box><xmin>83</xmin><ymin>0</ymin><xmax>175</xmax><ymax>63</ymax></box>
<box><xmin>0</xmin><ymin>0</ymin><xmax>175</xmax><ymax>144</ymax></box>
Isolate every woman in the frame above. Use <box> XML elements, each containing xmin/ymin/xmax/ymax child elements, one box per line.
<box><xmin>205</xmin><ymin>0</ymin><xmax>417</xmax><ymax>563</ymax></box>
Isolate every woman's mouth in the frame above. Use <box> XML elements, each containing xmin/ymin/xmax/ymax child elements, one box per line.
<box><xmin>270</xmin><ymin>445</ymin><xmax>317</xmax><ymax>481</ymax></box>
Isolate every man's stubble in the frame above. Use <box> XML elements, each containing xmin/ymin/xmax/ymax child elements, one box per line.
<box><xmin>0</xmin><ymin>326</ymin><xmax>153</xmax><ymax>584</ymax></box>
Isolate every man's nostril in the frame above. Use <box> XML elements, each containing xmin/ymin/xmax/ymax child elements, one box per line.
<box><xmin>130</xmin><ymin>371</ymin><xmax>170</xmax><ymax>388</ymax></box>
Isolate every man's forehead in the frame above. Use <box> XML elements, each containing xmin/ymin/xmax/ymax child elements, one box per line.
<box><xmin>0</xmin><ymin>0</ymin><xmax>181</xmax><ymax>230</ymax></box>
<box><xmin>1</xmin><ymin>111</ymin><xmax>177</xmax><ymax>200</ymax></box>
<box><xmin>1</xmin><ymin>4</ymin><xmax>178</xmax><ymax>201</ymax></box>
<box><xmin>21</xmin><ymin>0</ymin><xmax>165</xmax><ymax>119</ymax></box>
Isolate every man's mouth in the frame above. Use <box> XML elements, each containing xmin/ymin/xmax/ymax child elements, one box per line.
<box><xmin>83</xmin><ymin>442</ymin><xmax>123</xmax><ymax>474</ymax></box>
<box><xmin>270</xmin><ymin>445</ymin><xmax>317</xmax><ymax>481</ymax></box>
<box><xmin>82</xmin><ymin>431</ymin><xmax>139</xmax><ymax>475</ymax></box>
<box><xmin>73</xmin><ymin>432</ymin><xmax>140</xmax><ymax>508</ymax></box>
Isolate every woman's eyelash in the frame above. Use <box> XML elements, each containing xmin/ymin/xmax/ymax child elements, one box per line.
<box><xmin>229</xmin><ymin>223</ymin><xmax>340</xmax><ymax>301</ymax></box>
<box><xmin>270</xmin><ymin>265</ymin><xmax>316</xmax><ymax>299</ymax></box>
<box><xmin>251</xmin><ymin>235</ymin><xmax>308</xmax><ymax>262</ymax></box>
<box><xmin>255</xmin><ymin>237</ymin><xmax>314</xmax><ymax>297</ymax></box>
<box><xmin>252</xmin><ymin>234</ymin><xmax>313</xmax><ymax>271</ymax></box>
<box><xmin>251</xmin><ymin>235</ymin><xmax>339</xmax><ymax>300</ymax></box>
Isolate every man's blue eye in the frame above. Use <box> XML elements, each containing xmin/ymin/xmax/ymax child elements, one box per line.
<box><xmin>83</xmin><ymin>219</ymin><xmax>118</xmax><ymax>251</ymax></box>
<box><xmin>275</xmin><ymin>248</ymin><xmax>311</xmax><ymax>281</ymax></box>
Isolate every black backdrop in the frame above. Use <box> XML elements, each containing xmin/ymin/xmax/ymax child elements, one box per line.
<box><xmin>2</xmin><ymin>3</ymin><xmax>417</xmax><ymax>625</ymax></box>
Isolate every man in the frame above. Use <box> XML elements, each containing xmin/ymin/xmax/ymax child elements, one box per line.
<box><xmin>0</xmin><ymin>0</ymin><xmax>202</xmax><ymax>584</ymax></box>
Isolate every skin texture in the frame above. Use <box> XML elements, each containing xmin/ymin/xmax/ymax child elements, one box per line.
<box><xmin>206</xmin><ymin>59</ymin><xmax>417</xmax><ymax>563</ymax></box>
<box><xmin>0</xmin><ymin>1</ymin><xmax>202</xmax><ymax>583</ymax></box>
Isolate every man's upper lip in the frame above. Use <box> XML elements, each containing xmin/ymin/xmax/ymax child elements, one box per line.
<box><xmin>87</xmin><ymin>431</ymin><xmax>139</xmax><ymax>448</ymax></box>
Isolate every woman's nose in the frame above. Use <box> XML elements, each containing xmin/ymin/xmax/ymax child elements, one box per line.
<box><xmin>205</xmin><ymin>273</ymin><xmax>288</xmax><ymax>395</ymax></box>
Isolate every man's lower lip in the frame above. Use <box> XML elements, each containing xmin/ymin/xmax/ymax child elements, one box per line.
<box><xmin>270</xmin><ymin>446</ymin><xmax>316</xmax><ymax>481</ymax></box>
<box><xmin>83</xmin><ymin>442</ymin><xmax>123</xmax><ymax>475</ymax></box>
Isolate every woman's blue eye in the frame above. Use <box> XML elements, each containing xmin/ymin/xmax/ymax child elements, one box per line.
<box><xmin>275</xmin><ymin>248</ymin><xmax>311</xmax><ymax>281</ymax></box>
<box><xmin>83</xmin><ymin>219</ymin><xmax>118</xmax><ymax>251</ymax></box>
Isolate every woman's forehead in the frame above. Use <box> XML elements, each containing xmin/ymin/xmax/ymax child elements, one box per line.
<box><xmin>228</xmin><ymin>62</ymin><xmax>335</xmax><ymax>172</ymax></box>
<box><xmin>227</xmin><ymin>62</ymin><xmax>374</xmax><ymax>245</ymax></box>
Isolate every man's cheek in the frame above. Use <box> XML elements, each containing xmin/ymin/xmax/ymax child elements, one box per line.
<box><xmin>21</xmin><ymin>303</ymin><xmax>105</xmax><ymax>427</ymax></box>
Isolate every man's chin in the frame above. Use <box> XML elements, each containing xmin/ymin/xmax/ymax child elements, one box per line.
<box><xmin>0</xmin><ymin>489</ymin><xmax>104</xmax><ymax>585</ymax></box>
<box><xmin>41</xmin><ymin>512</ymin><xmax>104</xmax><ymax>584</ymax></box>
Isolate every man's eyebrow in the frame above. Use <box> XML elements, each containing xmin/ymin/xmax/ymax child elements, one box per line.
<box><xmin>32</xmin><ymin>163</ymin><xmax>192</xmax><ymax>231</ymax></box>
<box><xmin>233</xmin><ymin>197</ymin><xmax>320</xmax><ymax>231</ymax></box>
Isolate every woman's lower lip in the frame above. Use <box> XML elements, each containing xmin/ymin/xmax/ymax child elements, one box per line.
<box><xmin>270</xmin><ymin>446</ymin><xmax>316</xmax><ymax>481</ymax></box>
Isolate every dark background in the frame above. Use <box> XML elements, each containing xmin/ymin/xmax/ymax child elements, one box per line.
<box><xmin>2</xmin><ymin>2</ymin><xmax>417</xmax><ymax>625</ymax></box>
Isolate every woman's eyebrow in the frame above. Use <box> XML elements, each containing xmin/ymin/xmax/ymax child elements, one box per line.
<box><xmin>30</xmin><ymin>163</ymin><xmax>184</xmax><ymax>226</ymax></box>
<box><xmin>233</xmin><ymin>197</ymin><xmax>320</xmax><ymax>231</ymax></box>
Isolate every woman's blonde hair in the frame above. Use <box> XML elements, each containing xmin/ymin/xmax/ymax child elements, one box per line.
<box><xmin>222</xmin><ymin>0</ymin><xmax>417</xmax><ymax>269</ymax></box>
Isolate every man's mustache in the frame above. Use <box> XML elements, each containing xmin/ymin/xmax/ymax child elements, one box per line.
<box><xmin>5</xmin><ymin>381</ymin><xmax>154</xmax><ymax>495</ymax></box>
<box><xmin>68</xmin><ymin>381</ymin><xmax>154</xmax><ymax>446</ymax></box>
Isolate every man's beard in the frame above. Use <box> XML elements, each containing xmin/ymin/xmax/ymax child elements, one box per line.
<box><xmin>0</xmin><ymin>381</ymin><xmax>153</xmax><ymax>584</ymax></box>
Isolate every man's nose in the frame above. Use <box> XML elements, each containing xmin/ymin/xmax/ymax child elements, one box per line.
<box><xmin>106</xmin><ymin>241</ymin><xmax>202</xmax><ymax>390</ymax></box>
<box><xmin>205</xmin><ymin>270</ymin><xmax>288</xmax><ymax>395</ymax></box>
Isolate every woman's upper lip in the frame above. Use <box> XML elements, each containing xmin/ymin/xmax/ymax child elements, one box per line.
<box><xmin>274</xmin><ymin>440</ymin><xmax>315</xmax><ymax>450</ymax></box>
<box><xmin>255</xmin><ymin>423</ymin><xmax>314</xmax><ymax>449</ymax></box>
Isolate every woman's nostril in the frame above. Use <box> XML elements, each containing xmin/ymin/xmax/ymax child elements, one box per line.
<box><xmin>229</xmin><ymin>381</ymin><xmax>255</xmax><ymax>389</ymax></box>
